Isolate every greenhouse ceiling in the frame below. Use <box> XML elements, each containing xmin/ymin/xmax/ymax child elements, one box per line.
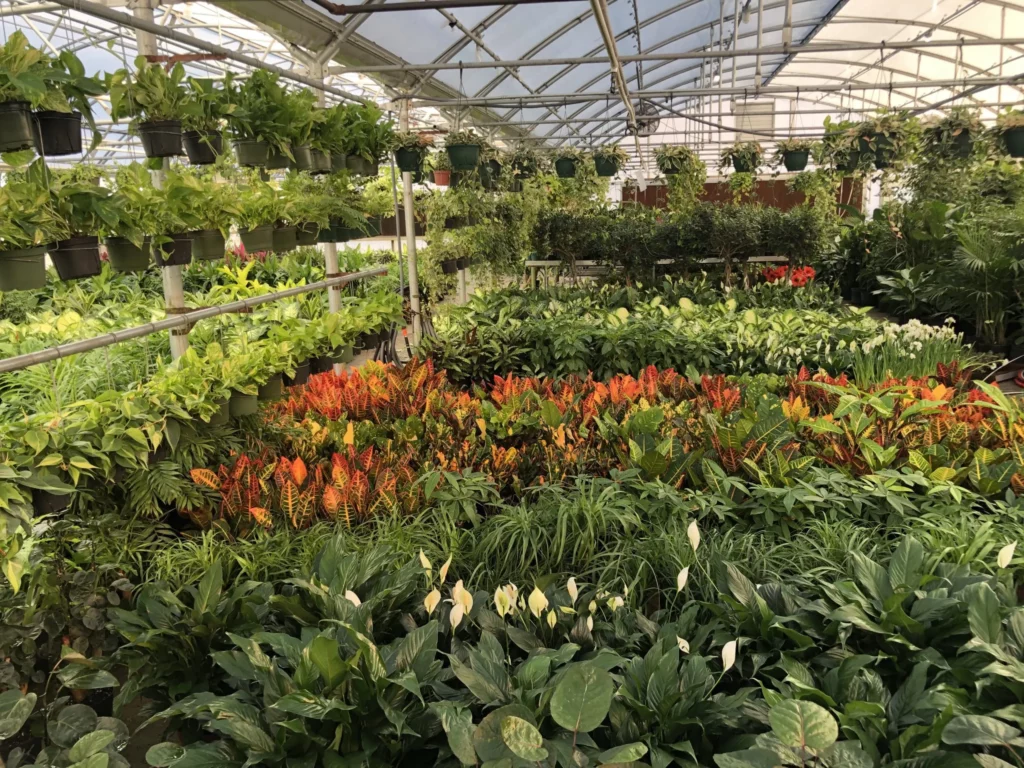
<box><xmin>4</xmin><ymin>0</ymin><xmax>1024</xmax><ymax>168</ymax></box>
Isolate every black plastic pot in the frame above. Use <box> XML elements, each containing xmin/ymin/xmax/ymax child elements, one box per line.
<box><xmin>782</xmin><ymin>150</ymin><xmax>809</xmax><ymax>172</ymax></box>
<box><xmin>316</xmin><ymin>225</ymin><xmax>336</xmax><ymax>244</ymax></box>
<box><xmin>52</xmin><ymin>235</ymin><xmax>102</xmax><ymax>281</ymax></box>
<box><xmin>447</xmin><ymin>144</ymin><xmax>480</xmax><ymax>171</ymax></box>
<box><xmin>310</xmin><ymin>149</ymin><xmax>332</xmax><ymax>175</ymax></box>
<box><xmin>267</xmin><ymin>144</ymin><xmax>290</xmax><ymax>170</ymax></box>
<box><xmin>444</xmin><ymin>215</ymin><xmax>469</xmax><ymax>230</ymax></box>
<box><xmin>105</xmin><ymin>237</ymin><xmax>151</xmax><ymax>273</ymax></box>
<box><xmin>239</xmin><ymin>225</ymin><xmax>274</xmax><ymax>253</ymax></box>
<box><xmin>441</xmin><ymin>258</ymin><xmax>459</xmax><ymax>275</ymax></box>
<box><xmin>1003</xmin><ymin>127</ymin><xmax>1024</xmax><ymax>158</ymax></box>
<box><xmin>33</xmin><ymin>489</ymin><xmax>70</xmax><ymax>515</ymax></box>
<box><xmin>335</xmin><ymin>226</ymin><xmax>364</xmax><ymax>242</ymax></box>
<box><xmin>258</xmin><ymin>373</ymin><xmax>284</xmax><ymax>402</ymax></box>
<box><xmin>152</xmin><ymin>233</ymin><xmax>193</xmax><ymax>267</ymax></box>
<box><xmin>346</xmin><ymin>154</ymin><xmax>370</xmax><ymax>175</ymax></box>
<box><xmin>296</xmin><ymin>222</ymin><xmax>319</xmax><ymax>246</ymax></box>
<box><xmin>0</xmin><ymin>101</ymin><xmax>35</xmax><ymax>152</ymax></box>
<box><xmin>208</xmin><ymin>399</ymin><xmax>230</xmax><ymax>426</ymax></box>
<box><xmin>395</xmin><ymin>147</ymin><xmax>423</xmax><ymax>173</ymax></box>
<box><xmin>229</xmin><ymin>390</ymin><xmax>258</xmax><ymax>417</ymax></box>
<box><xmin>285</xmin><ymin>360</ymin><xmax>311</xmax><ymax>387</ymax></box>
<box><xmin>183</xmin><ymin>130</ymin><xmax>222</xmax><ymax>165</ymax></box>
<box><xmin>34</xmin><ymin>110</ymin><xmax>82</xmax><ymax>156</ymax></box>
<box><xmin>138</xmin><ymin>120</ymin><xmax>183</xmax><ymax>158</ymax></box>
<box><xmin>235</xmin><ymin>139</ymin><xmax>270</xmax><ymax>167</ymax></box>
<box><xmin>478</xmin><ymin>163</ymin><xmax>496</xmax><ymax>191</ymax></box>
<box><xmin>0</xmin><ymin>245</ymin><xmax>48</xmax><ymax>291</ymax></box>
<box><xmin>289</xmin><ymin>144</ymin><xmax>313</xmax><ymax>171</ymax></box>
<box><xmin>554</xmin><ymin>158</ymin><xmax>577</xmax><ymax>178</ymax></box>
<box><xmin>512</xmin><ymin>160</ymin><xmax>535</xmax><ymax>178</ymax></box>
<box><xmin>949</xmin><ymin>131</ymin><xmax>973</xmax><ymax>158</ymax></box>
<box><xmin>731</xmin><ymin>157</ymin><xmax>754</xmax><ymax>173</ymax></box>
<box><xmin>191</xmin><ymin>229</ymin><xmax>226</xmax><ymax>261</ymax></box>
<box><xmin>594</xmin><ymin>156</ymin><xmax>619</xmax><ymax>177</ymax></box>
<box><xmin>331</xmin><ymin>153</ymin><xmax>347</xmax><ymax>172</ymax></box>
<box><xmin>272</xmin><ymin>224</ymin><xmax>298</xmax><ymax>254</ymax></box>
<box><xmin>456</xmin><ymin>256</ymin><xmax>469</xmax><ymax>270</ymax></box>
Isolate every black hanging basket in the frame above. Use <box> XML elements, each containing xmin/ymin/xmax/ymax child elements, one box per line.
<box><xmin>554</xmin><ymin>158</ymin><xmax>577</xmax><ymax>178</ymax></box>
<box><xmin>310</xmin><ymin>149</ymin><xmax>332</xmax><ymax>175</ymax></box>
<box><xmin>296</xmin><ymin>222</ymin><xmax>320</xmax><ymax>246</ymax></box>
<box><xmin>104</xmin><ymin>237</ymin><xmax>151</xmax><ymax>273</ymax></box>
<box><xmin>191</xmin><ymin>229</ymin><xmax>226</xmax><ymax>261</ymax></box>
<box><xmin>0</xmin><ymin>101</ymin><xmax>35</xmax><ymax>152</ymax></box>
<box><xmin>52</xmin><ymin>235</ymin><xmax>102</xmax><ymax>281</ymax></box>
<box><xmin>782</xmin><ymin>150</ymin><xmax>809</xmax><ymax>172</ymax></box>
<box><xmin>441</xmin><ymin>258</ymin><xmax>459</xmax><ymax>275</ymax></box>
<box><xmin>0</xmin><ymin>245</ymin><xmax>48</xmax><ymax>291</ymax></box>
<box><xmin>239</xmin><ymin>225</ymin><xmax>274</xmax><ymax>253</ymax></box>
<box><xmin>152</xmin><ymin>233</ymin><xmax>193</xmax><ymax>267</ymax></box>
<box><xmin>395</xmin><ymin>147</ymin><xmax>423</xmax><ymax>173</ymax></box>
<box><xmin>183</xmin><ymin>130</ymin><xmax>223</xmax><ymax>165</ymax></box>
<box><xmin>138</xmin><ymin>120</ymin><xmax>183</xmax><ymax>158</ymax></box>
<box><xmin>594</xmin><ymin>156</ymin><xmax>619</xmax><ymax>177</ymax></box>
<box><xmin>34</xmin><ymin>110</ymin><xmax>82</xmax><ymax>156</ymax></box>
<box><xmin>456</xmin><ymin>256</ymin><xmax>469</xmax><ymax>270</ymax></box>
<box><xmin>267</xmin><ymin>144</ymin><xmax>290</xmax><ymax>170</ymax></box>
<box><xmin>290</xmin><ymin>144</ymin><xmax>313</xmax><ymax>171</ymax></box>
<box><xmin>272</xmin><ymin>224</ymin><xmax>298</xmax><ymax>254</ymax></box>
<box><xmin>234</xmin><ymin>139</ymin><xmax>270</xmax><ymax>167</ymax></box>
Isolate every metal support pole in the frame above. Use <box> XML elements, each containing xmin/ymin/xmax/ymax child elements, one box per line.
<box><xmin>731</xmin><ymin>0</ymin><xmax>739</xmax><ymax>89</ymax></box>
<box><xmin>755</xmin><ymin>0</ymin><xmax>764</xmax><ymax>89</ymax></box>
<box><xmin>399</xmin><ymin>100</ymin><xmax>421</xmax><ymax>346</ymax></box>
<box><xmin>783</xmin><ymin>0</ymin><xmax>794</xmax><ymax>46</ymax></box>
<box><xmin>457</xmin><ymin>267</ymin><xmax>467</xmax><ymax>305</ymax></box>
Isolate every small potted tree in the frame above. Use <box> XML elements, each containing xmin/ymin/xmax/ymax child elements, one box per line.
<box><xmin>445</xmin><ymin>129</ymin><xmax>484</xmax><ymax>171</ymax></box>
<box><xmin>0</xmin><ymin>32</ymin><xmax>54</xmax><ymax>153</ymax></box>
<box><xmin>923</xmin><ymin>106</ymin><xmax>981</xmax><ymax>159</ymax></box>
<box><xmin>394</xmin><ymin>130</ymin><xmax>430</xmax><ymax>173</ymax></box>
<box><xmin>772</xmin><ymin>138</ymin><xmax>814</xmax><ymax>172</ymax></box>
<box><xmin>235</xmin><ymin>173</ymin><xmax>283</xmax><ymax>253</ymax></box>
<box><xmin>593</xmin><ymin>144</ymin><xmax>628</xmax><ymax>176</ymax></box>
<box><xmin>0</xmin><ymin>160</ymin><xmax>68</xmax><ymax>290</ymax></box>
<box><xmin>226</xmin><ymin>70</ymin><xmax>288</xmax><ymax>168</ymax></box>
<box><xmin>720</xmin><ymin>140</ymin><xmax>763</xmax><ymax>174</ymax></box>
<box><xmin>181</xmin><ymin>75</ymin><xmax>233</xmax><ymax>165</ymax></box>
<box><xmin>35</xmin><ymin>49</ymin><xmax>106</xmax><ymax>156</ymax></box>
<box><xmin>996</xmin><ymin>109</ymin><xmax>1024</xmax><ymax>158</ymax></box>
<box><xmin>49</xmin><ymin>165</ymin><xmax>119</xmax><ymax>280</ymax></box>
<box><xmin>554</xmin><ymin>147</ymin><xmax>585</xmax><ymax>178</ymax></box>
<box><xmin>108</xmin><ymin>57</ymin><xmax>190</xmax><ymax>158</ymax></box>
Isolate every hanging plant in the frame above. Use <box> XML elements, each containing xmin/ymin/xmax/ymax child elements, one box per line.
<box><xmin>922</xmin><ymin>106</ymin><xmax>981</xmax><ymax>159</ymax></box>
<box><xmin>0</xmin><ymin>159</ymin><xmax>70</xmax><ymax>291</ymax></box>
<box><xmin>36</xmin><ymin>49</ymin><xmax>106</xmax><ymax>157</ymax></box>
<box><xmin>553</xmin><ymin>147</ymin><xmax>585</xmax><ymax>178</ymax></box>
<box><xmin>224</xmin><ymin>70</ymin><xmax>290</xmax><ymax>167</ymax></box>
<box><xmin>394</xmin><ymin>130</ymin><xmax>431</xmax><ymax>173</ymax></box>
<box><xmin>593</xmin><ymin>144</ymin><xmax>628</xmax><ymax>176</ymax></box>
<box><xmin>108</xmin><ymin>57</ymin><xmax>192</xmax><ymax>159</ymax></box>
<box><xmin>181</xmin><ymin>75</ymin><xmax>234</xmax><ymax>165</ymax></box>
<box><xmin>771</xmin><ymin>138</ymin><xmax>814</xmax><ymax>172</ymax></box>
<box><xmin>48</xmin><ymin>165</ymin><xmax>119</xmax><ymax>280</ymax></box>
<box><xmin>508</xmin><ymin>144</ymin><xmax>539</xmax><ymax>181</ymax></box>
<box><xmin>856</xmin><ymin>110</ymin><xmax>919</xmax><ymax>171</ymax></box>
<box><xmin>445</xmin><ymin>129</ymin><xmax>484</xmax><ymax>171</ymax></box>
<box><xmin>996</xmin><ymin>109</ymin><xmax>1024</xmax><ymax>158</ymax></box>
<box><xmin>0</xmin><ymin>32</ymin><xmax>64</xmax><ymax>153</ymax></box>
<box><xmin>655</xmin><ymin>144</ymin><xmax>698</xmax><ymax>175</ymax></box>
<box><xmin>720</xmin><ymin>140</ymin><xmax>763</xmax><ymax>174</ymax></box>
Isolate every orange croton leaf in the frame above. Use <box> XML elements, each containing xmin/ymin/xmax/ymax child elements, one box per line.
<box><xmin>190</xmin><ymin>468</ymin><xmax>221</xmax><ymax>490</ymax></box>
<box><xmin>290</xmin><ymin>457</ymin><xmax>308</xmax><ymax>487</ymax></box>
<box><xmin>249</xmin><ymin>507</ymin><xmax>272</xmax><ymax>527</ymax></box>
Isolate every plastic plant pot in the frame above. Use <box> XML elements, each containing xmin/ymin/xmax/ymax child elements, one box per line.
<box><xmin>257</xmin><ymin>373</ymin><xmax>284</xmax><ymax>401</ymax></box>
<box><xmin>316</xmin><ymin>225</ymin><xmax>336</xmax><ymax>244</ymax></box>
<box><xmin>441</xmin><ymin>258</ymin><xmax>459</xmax><ymax>275</ymax></box>
<box><xmin>310</xmin><ymin>149</ymin><xmax>331</xmax><ymax>175</ymax></box>
<box><xmin>594</xmin><ymin>156</ymin><xmax>619</xmax><ymax>177</ymax></box>
<box><xmin>208</xmin><ymin>399</ymin><xmax>230</xmax><ymax>426</ymax></box>
<box><xmin>229</xmin><ymin>390</ymin><xmax>258</xmax><ymax>418</ymax></box>
<box><xmin>138</xmin><ymin>120</ymin><xmax>183</xmax><ymax>158</ymax></box>
<box><xmin>456</xmin><ymin>256</ymin><xmax>469</xmax><ymax>270</ymax></box>
<box><xmin>447</xmin><ymin>144</ymin><xmax>480</xmax><ymax>171</ymax></box>
<box><xmin>330</xmin><ymin>153</ymin><xmax>347</xmax><ymax>172</ymax></box>
<box><xmin>444</xmin><ymin>215</ymin><xmax>469</xmax><ymax>230</ymax></box>
<box><xmin>266</xmin><ymin>144</ymin><xmax>290</xmax><ymax>170</ymax></box>
<box><xmin>152</xmin><ymin>233</ymin><xmax>193</xmax><ymax>267</ymax></box>
<box><xmin>731</xmin><ymin>157</ymin><xmax>754</xmax><ymax>173</ymax></box>
<box><xmin>395</xmin><ymin>147</ymin><xmax>422</xmax><ymax>173</ymax></box>
<box><xmin>478</xmin><ymin>164</ymin><xmax>496</xmax><ymax>190</ymax></box>
<box><xmin>0</xmin><ymin>245</ymin><xmax>48</xmax><ymax>291</ymax></box>
<box><xmin>32</xmin><ymin>489</ymin><xmax>70</xmax><ymax>515</ymax></box>
<box><xmin>433</xmin><ymin>170</ymin><xmax>451</xmax><ymax>186</ymax></box>
<box><xmin>272</xmin><ymin>224</ymin><xmax>298</xmax><ymax>254</ymax></box>
<box><xmin>0</xmin><ymin>101</ymin><xmax>36</xmax><ymax>152</ymax></box>
<box><xmin>512</xmin><ymin>160</ymin><xmax>535</xmax><ymax>178</ymax></box>
<box><xmin>554</xmin><ymin>158</ymin><xmax>577</xmax><ymax>178</ymax></box>
<box><xmin>346</xmin><ymin>154</ymin><xmax>369</xmax><ymax>175</ymax></box>
<box><xmin>104</xmin><ymin>237</ymin><xmax>151</xmax><ymax>273</ymax></box>
<box><xmin>239</xmin><ymin>224</ymin><xmax>274</xmax><ymax>253</ymax></box>
<box><xmin>366</xmin><ymin>161</ymin><xmax>380</xmax><ymax>176</ymax></box>
<box><xmin>1003</xmin><ymin>127</ymin><xmax>1024</xmax><ymax>158</ymax></box>
<box><xmin>34</xmin><ymin>110</ymin><xmax>82</xmax><ymax>156</ymax></box>
<box><xmin>949</xmin><ymin>131</ymin><xmax>973</xmax><ymax>158</ymax></box>
<box><xmin>284</xmin><ymin>360</ymin><xmax>311</xmax><ymax>387</ymax></box>
<box><xmin>234</xmin><ymin>139</ymin><xmax>270</xmax><ymax>167</ymax></box>
<box><xmin>191</xmin><ymin>229</ymin><xmax>226</xmax><ymax>261</ymax></box>
<box><xmin>289</xmin><ymin>144</ymin><xmax>313</xmax><ymax>171</ymax></box>
<box><xmin>52</xmin><ymin>235</ymin><xmax>102</xmax><ymax>281</ymax></box>
<box><xmin>296</xmin><ymin>222</ymin><xmax>319</xmax><ymax>246</ymax></box>
<box><xmin>183</xmin><ymin>130</ymin><xmax>222</xmax><ymax>165</ymax></box>
<box><xmin>335</xmin><ymin>226</ymin><xmax>364</xmax><ymax>242</ymax></box>
<box><xmin>782</xmin><ymin>150</ymin><xmax>809</xmax><ymax>172</ymax></box>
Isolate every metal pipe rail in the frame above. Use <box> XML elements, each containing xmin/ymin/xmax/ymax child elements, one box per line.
<box><xmin>0</xmin><ymin>267</ymin><xmax>387</xmax><ymax>375</ymax></box>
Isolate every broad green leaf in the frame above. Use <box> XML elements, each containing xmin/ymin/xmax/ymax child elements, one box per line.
<box><xmin>70</xmin><ymin>731</ymin><xmax>115</xmax><ymax>762</ymax></box>
<box><xmin>431</xmin><ymin>702</ymin><xmax>476</xmax><ymax>767</ymax></box>
<box><xmin>0</xmin><ymin>690</ymin><xmax>36</xmax><ymax>739</ymax></box>
<box><xmin>308</xmin><ymin>635</ymin><xmax>346</xmax><ymax>689</ymax></box>
<box><xmin>500</xmin><ymin>716</ymin><xmax>547</xmax><ymax>761</ymax></box>
<box><xmin>550</xmin><ymin>664</ymin><xmax>615</xmax><ymax>734</ymax></box>
<box><xmin>965</xmin><ymin>583</ymin><xmax>1002</xmax><ymax>644</ymax></box>
<box><xmin>713</xmin><ymin>748</ymin><xmax>784</xmax><ymax>768</ymax></box>
<box><xmin>596</xmin><ymin>742</ymin><xmax>648</xmax><ymax>763</ymax></box>
<box><xmin>195</xmin><ymin>563</ymin><xmax>223</xmax><ymax>614</ymax></box>
<box><xmin>145</xmin><ymin>742</ymin><xmax>185</xmax><ymax>767</ymax></box>
<box><xmin>769</xmin><ymin>700</ymin><xmax>838</xmax><ymax>751</ymax></box>
<box><xmin>473</xmin><ymin>704</ymin><xmax>535</xmax><ymax>762</ymax></box>
<box><xmin>48</xmin><ymin>704</ymin><xmax>99</xmax><ymax>749</ymax></box>
<box><xmin>942</xmin><ymin>715</ymin><xmax>1021</xmax><ymax>746</ymax></box>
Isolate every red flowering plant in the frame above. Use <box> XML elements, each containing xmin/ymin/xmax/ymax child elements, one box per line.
<box><xmin>762</xmin><ymin>264</ymin><xmax>815</xmax><ymax>286</ymax></box>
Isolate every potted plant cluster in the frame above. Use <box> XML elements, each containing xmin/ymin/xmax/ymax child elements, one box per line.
<box><xmin>553</xmin><ymin>147</ymin><xmax>585</xmax><ymax>179</ymax></box>
<box><xmin>923</xmin><ymin>106</ymin><xmax>981</xmax><ymax>159</ymax></box>
<box><xmin>282</xmin><ymin>88</ymin><xmax>320</xmax><ymax>171</ymax></box>
<box><xmin>593</xmin><ymin>143</ymin><xmax>629</xmax><ymax>176</ymax></box>
<box><xmin>394</xmin><ymin>130</ymin><xmax>431</xmax><ymax>173</ymax></box>
<box><xmin>445</xmin><ymin>129</ymin><xmax>485</xmax><ymax>171</ymax></box>
<box><xmin>235</xmin><ymin>172</ymin><xmax>283</xmax><ymax>253</ymax></box>
<box><xmin>772</xmin><ymin>138</ymin><xmax>814</xmax><ymax>172</ymax></box>
<box><xmin>175</xmin><ymin>166</ymin><xmax>240</xmax><ymax>260</ymax></box>
<box><xmin>655</xmin><ymin>144</ymin><xmax>701</xmax><ymax>175</ymax></box>
<box><xmin>48</xmin><ymin>165</ymin><xmax>120</xmax><ymax>280</ymax></box>
<box><xmin>151</xmin><ymin>170</ymin><xmax>202</xmax><ymax>267</ymax></box>
<box><xmin>108</xmin><ymin>56</ymin><xmax>191</xmax><ymax>159</ymax></box>
<box><xmin>721</xmin><ymin>140</ymin><xmax>763</xmax><ymax>173</ymax></box>
<box><xmin>225</xmin><ymin>70</ymin><xmax>287</xmax><ymax>168</ymax></box>
<box><xmin>181</xmin><ymin>75</ymin><xmax>234</xmax><ymax>164</ymax></box>
<box><xmin>105</xmin><ymin>163</ymin><xmax>157</xmax><ymax>272</ymax></box>
<box><xmin>996</xmin><ymin>109</ymin><xmax>1024</xmax><ymax>158</ymax></box>
<box><xmin>0</xmin><ymin>160</ymin><xmax>68</xmax><ymax>290</ymax></box>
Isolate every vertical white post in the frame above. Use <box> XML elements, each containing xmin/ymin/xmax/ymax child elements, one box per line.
<box><xmin>731</xmin><ymin>0</ymin><xmax>739</xmax><ymax>89</ymax></box>
<box><xmin>457</xmin><ymin>267</ymin><xmax>467</xmax><ymax>305</ymax></box>
<box><xmin>399</xmin><ymin>99</ymin><xmax>422</xmax><ymax>345</ymax></box>
<box><xmin>755</xmin><ymin>0</ymin><xmax>764</xmax><ymax>89</ymax></box>
<box><xmin>134</xmin><ymin>0</ymin><xmax>188</xmax><ymax>359</ymax></box>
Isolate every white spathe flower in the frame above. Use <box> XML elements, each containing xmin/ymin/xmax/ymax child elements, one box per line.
<box><xmin>424</xmin><ymin>589</ymin><xmax>441</xmax><ymax>615</ymax></box>
<box><xmin>687</xmin><ymin>521</ymin><xmax>701</xmax><ymax>553</ymax></box>
<box><xmin>607</xmin><ymin>596</ymin><xmax>624</xmax><ymax>611</ymax></box>
<box><xmin>586</xmin><ymin>616</ymin><xmax>594</xmax><ymax>632</ymax></box>
<box><xmin>998</xmin><ymin>542</ymin><xmax>1017</xmax><ymax>569</ymax></box>
<box><xmin>546</xmin><ymin>610</ymin><xmax>557</xmax><ymax>629</ymax></box>
<box><xmin>494</xmin><ymin>587</ymin><xmax>512</xmax><ymax>617</ymax></box>
<box><xmin>588</xmin><ymin>600</ymin><xmax>598</xmax><ymax>614</ymax></box>
<box><xmin>528</xmin><ymin>586</ymin><xmax>549</xmax><ymax>618</ymax></box>
<box><xmin>344</xmin><ymin>590</ymin><xmax>361</xmax><ymax>607</ymax></box>
<box><xmin>452</xmin><ymin>580</ymin><xmax>473</xmax><ymax>614</ymax></box>
<box><xmin>676</xmin><ymin>566</ymin><xmax>689</xmax><ymax>592</ymax></box>
<box><xmin>721</xmin><ymin>640</ymin><xmax>737</xmax><ymax>673</ymax></box>
<box><xmin>450</xmin><ymin>603</ymin><xmax>465</xmax><ymax>630</ymax></box>
<box><xmin>418</xmin><ymin>550</ymin><xmax>432</xmax><ymax>575</ymax></box>
<box><xmin>566</xmin><ymin>577</ymin><xmax>578</xmax><ymax>605</ymax></box>
<box><xmin>677</xmin><ymin>637</ymin><xmax>690</xmax><ymax>653</ymax></box>
<box><xmin>439</xmin><ymin>555</ymin><xmax>452</xmax><ymax>584</ymax></box>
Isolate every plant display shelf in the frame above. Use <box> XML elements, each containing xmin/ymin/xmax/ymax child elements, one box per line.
<box><xmin>525</xmin><ymin>255</ymin><xmax>788</xmax><ymax>288</ymax></box>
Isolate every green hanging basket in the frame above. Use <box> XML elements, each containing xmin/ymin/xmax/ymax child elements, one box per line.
<box><xmin>447</xmin><ymin>144</ymin><xmax>480</xmax><ymax>171</ymax></box>
<box><xmin>1003</xmin><ymin>127</ymin><xmax>1024</xmax><ymax>158</ymax></box>
<box><xmin>554</xmin><ymin>158</ymin><xmax>577</xmax><ymax>178</ymax></box>
<box><xmin>191</xmin><ymin>229</ymin><xmax>226</xmax><ymax>261</ymax></box>
<box><xmin>239</xmin><ymin>224</ymin><xmax>274</xmax><ymax>253</ymax></box>
<box><xmin>234</xmin><ymin>139</ymin><xmax>269</xmax><ymax>167</ymax></box>
<box><xmin>395</xmin><ymin>147</ymin><xmax>423</xmax><ymax>173</ymax></box>
<box><xmin>289</xmin><ymin>144</ymin><xmax>313</xmax><ymax>171</ymax></box>
<box><xmin>272</xmin><ymin>224</ymin><xmax>298</xmax><ymax>254</ymax></box>
<box><xmin>594</xmin><ymin>156</ymin><xmax>619</xmax><ymax>177</ymax></box>
<box><xmin>105</xmin><ymin>237</ymin><xmax>151</xmax><ymax>273</ymax></box>
<box><xmin>0</xmin><ymin>245</ymin><xmax>48</xmax><ymax>291</ymax></box>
